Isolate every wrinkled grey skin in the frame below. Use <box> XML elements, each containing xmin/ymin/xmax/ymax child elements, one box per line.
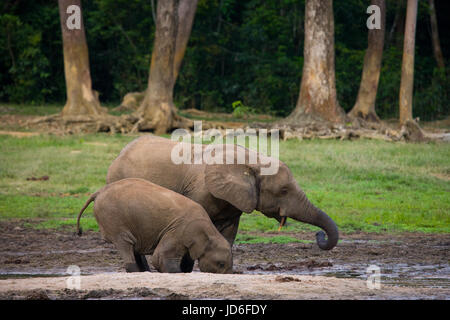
<box><xmin>107</xmin><ymin>135</ymin><xmax>339</xmax><ymax>255</ymax></box>
<box><xmin>77</xmin><ymin>178</ymin><xmax>233</xmax><ymax>274</ymax></box>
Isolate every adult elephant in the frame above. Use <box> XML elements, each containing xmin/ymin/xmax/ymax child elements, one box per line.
<box><xmin>106</xmin><ymin>135</ymin><xmax>338</xmax><ymax>252</ymax></box>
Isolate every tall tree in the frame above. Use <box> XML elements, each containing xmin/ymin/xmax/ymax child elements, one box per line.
<box><xmin>133</xmin><ymin>0</ymin><xmax>196</xmax><ymax>133</ymax></box>
<box><xmin>428</xmin><ymin>0</ymin><xmax>445</xmax><ymax>69</ymax></box>
<box><xmin>119</xmin><ymin>0</ymin><xmax>198</xmax><ymax>112</ymax></box>
<box><xmin>349</xmin><ymin>0</ymin><xmax>386</xmax><ymax>122</ymax></box>
<box><xmin>284</xmin><ymin>0</ymin><xmax>345</xmax><ymax>124</ymax></box>
<box><xmin>174</xmin><ymin>0</ymin><xmax>198</xmax><ymax>81</ymax></box>
<box><xmin>399</xmin><ymin>0</ymin><xmax>418</xmax><ymax>125</ymax></box>
<box><xmin>58</xmin><ymin>0</ymin><xmax>105</xmax><ymax>117</ymax></box>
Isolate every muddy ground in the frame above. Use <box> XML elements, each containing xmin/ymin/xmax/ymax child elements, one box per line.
<box><xmin>0</xmin><ymin>220</ymin><xmax>449</xmax><ymax>300</ymax></box>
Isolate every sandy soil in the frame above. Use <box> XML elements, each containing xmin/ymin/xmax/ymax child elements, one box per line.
<box><xmin>0</xmin><ymin>220</ymin><xmax>449</xmax><ymax>300</ymax></box>
<box><xmin>2</xmin><ymin>272</ymin><xmax>448</xmax><ymax>300</ymax></box>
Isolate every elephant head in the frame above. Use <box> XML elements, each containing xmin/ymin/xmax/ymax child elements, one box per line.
<box><xmin>204</xmin><ymin>146</ymin><xmax>338</xmax><ymax>250</ymax></box>
<box><xmin>183</xmin><ymin>219</ymin><xmax>233</xmax><ymax>273</ymax></box>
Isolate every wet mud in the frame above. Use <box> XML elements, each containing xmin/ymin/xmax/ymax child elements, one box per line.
<box><xmin>0</xmin><ymin>220</ymin><xmax>448</xmax><ymax>299</ymax></box>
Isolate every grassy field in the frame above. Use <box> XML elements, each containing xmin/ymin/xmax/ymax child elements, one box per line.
<box><xmin>0</xmin><ymin>128</ymin><xmax>449</xmax><ymax>243</ymax></box>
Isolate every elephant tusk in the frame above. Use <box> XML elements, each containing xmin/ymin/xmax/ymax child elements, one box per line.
<box><xmin>278</xmin><ymin>217</ymin><xmax>287</xmax><ymax>231</ymax></box>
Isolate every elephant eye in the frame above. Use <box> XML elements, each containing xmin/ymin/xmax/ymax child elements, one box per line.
<box><xmin>280</xmin><ymin>187</ymin><xmax>289</xmax><ymax>195</ymax></box>
<box><xmin>218</xmin><ymin>262</ymin><xmax>225</xmax><ymax>268</ymax></box>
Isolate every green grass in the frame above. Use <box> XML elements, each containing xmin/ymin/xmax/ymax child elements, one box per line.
<box><xmin>0</xmin><ymin>103</ymin><xmax>121</xmax><ymax>117</ymax></box>
<box><xmin>178</xmin><ymin>111</ymin><xmax>279</xmax><ymax>124</ymax></box>
<box><xmin>0</xmin><ymin>103</ymin><xmax>63</xmax><ymax>116</ymax></box>
<box><xmin>0</xmin><ymin>130</ymin><xmax>449</xmax><ymax>242</ymax></box>
<box><xmin>0</xmin><ymin>104</ymin><xmax>277</xmax><ymax>123</ymax></box>
<box><xmin>25</xmin><ymin>217</ymin><xmax>98</xmax><ymax>231</ymax></box>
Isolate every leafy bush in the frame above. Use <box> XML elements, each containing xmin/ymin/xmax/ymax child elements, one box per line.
<box><xmin>414</xmin><ymin>66</ymin><xmax>450</xmax><ymax>121</ymax></box>
<box><xmin>232</xmin><ymin>100</ymin><xmax>254</xmax><ymax>118</ymax></box>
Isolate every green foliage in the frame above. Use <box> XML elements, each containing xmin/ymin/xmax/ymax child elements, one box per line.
<box><xmin>0</xmin><ymin>0</ymin><xmax>448</xmax><ymax>119</ymax></box>
<box><xmin>375</xmin><ymin>47</ymin><xmax>403</xmax><ymax>118</ymax></box>
<box><xmin>335</xmin><ymin>43</ymin><xmax>365</xmax><ymax>111</ymax></box>
<box><xmin>0</xmin><ymin>13</ymin><xmax>54</xmax><ymax>103</ymax></box>
<box><xmin>231</xmin><ymin>100</ymin><xmax>253</xmax><ymax>118</ymax></box>
<box><xmin>84</xmin><ymin>0</ymin><xmax>155</xmax><ymax>101</ymax></box>
<box><xmin>414</xmin><ymin>66</ymin><xmax>450</xmax><ymax>120</ymax></box>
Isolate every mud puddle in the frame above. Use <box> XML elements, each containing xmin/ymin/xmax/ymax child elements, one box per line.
<box><xmin>0</xmin><ymin>248</ymin><xmax>113</xmax><ymax>257</ymax></box>
<box><xmin>232</xmin><ymin>233</ymin><xmax>450</xmax><ymax>291</ymax></box>
<box><xmin>243</xmin><ymin>262</ymin><xmax>450</xmax><ymax>288</ymax></box>
<box><xmin>0</xmin><ymin>221</ymin><xmax>449</xmax><ymax>299</ymax></box>
<box><xmin>0</xmin><ymin>268</ymin><xmax>118</xmax><ymax>280</ymax></box>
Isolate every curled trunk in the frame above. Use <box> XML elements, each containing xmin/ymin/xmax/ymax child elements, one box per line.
<box><xmin>290</xmin><ymin>192</ymin><xmax>339</xmax><ymax>250</ymax></box>
<box><xmin>311</xmin><ymin>207</ymin><xmax>339</xmax><ymax>250</ymax></box>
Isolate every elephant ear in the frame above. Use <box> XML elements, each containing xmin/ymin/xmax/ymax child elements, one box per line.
<box><xmin>205</xmin><ymin>164</ymin><xmax>258</xmax><ymax>213</ymax></box>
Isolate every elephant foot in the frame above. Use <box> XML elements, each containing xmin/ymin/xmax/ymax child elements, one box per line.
<box><xmin>158</xmin><ymin>258</ymin><xmax>182</xmax><ymax>273</ymax></box>
<box><xmin>125</xmin><ymin>263</ymin><xmax>141</xmax><ymax>273</ymax></box>
<box><xmin>134</xmin><ymin>253</ymin><xmax>151</xmax><ymax>272</ymax></box>
<box><xmin>180</xmin><ymin>254</ymin><xmax>194</xmax><ymax>273</ymax></box>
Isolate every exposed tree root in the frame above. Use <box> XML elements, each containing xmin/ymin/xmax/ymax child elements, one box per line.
<box><xmin>400</xmin><ymin>119</ymin><xmax>426</xmax><ymax>142</ymax></box>
<box><xmin>114</xmin><ymin>91</ymin><xmax>146</xmax><ymax>112</ymax></box>
<box><xmin>130</xmin><ymin>103</ymin><xmax>195</xmax><ymax>134</ymax></box>
<box><xmin>25</xmin><ymin>110</ymin><xmax>196</xmax><ymax>135</ymax></box>
<box><xmin>347</xmin><ymin>109</ymin><xmax>380</xmax><ymax>123</ymax></box>
<box><xmin>278</xmin><ymin>110</ymin><xmax>341</xmax><ymax>128</ymax></box>
<box><xmin>251</xmin><ymin>117</ymin><xmax>432</xmax><ymax>143</ymax></box>
<box><xmin>26</xmin><ymin>113</ymin><xmax>138</xmax><ymax>135</ymax></box>
<box><xmin>22</xmin><ymin>110</ymin><xmax>439</xmax><ymax>143</ymax></box>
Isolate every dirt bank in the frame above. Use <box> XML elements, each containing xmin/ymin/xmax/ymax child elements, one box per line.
<box><xmin>0</xmin><ymin>220</ymin><xmax>449</xmax><ymax>299</ymax></box>
<box><xmin>1</xmin><ymin>272</ymin><xmax>448</xmax><ymax>300</ymax></box>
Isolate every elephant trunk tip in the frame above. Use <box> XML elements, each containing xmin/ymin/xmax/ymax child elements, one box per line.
<box><xmin>315</xmin><ymin>230</ymin><xmax>338</xmax><ymax>250</ymax></box>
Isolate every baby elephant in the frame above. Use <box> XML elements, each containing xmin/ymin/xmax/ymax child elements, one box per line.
<box><xmin>77</xmin><ymin>178</ymin><xmax>233</xmax><ymax>274</ymax></box>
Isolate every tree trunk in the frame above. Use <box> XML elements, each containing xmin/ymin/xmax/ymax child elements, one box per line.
<box><xmin>349</xmin><ymin>0</ymin><xmax>386</xmax><ymax>122</ymax></box>
<box><xmin>58</xmin><ymin>0</ymin><xmax>105</xmax><ymax>117</ymax></box>
<box><xmin>118</xmin><ymin>0</ymin><xmax>197</xmax><ymax>113</ymax></box>
<box><xmin>174</xmin><ymin>0</ymin><xmax>198</xmax><ymax>81</ymax></box>
<box><xmin>399</xmin><ymin>0</ymin><xmax>418</xmax><ymax>125</ymax></box>
<box><xmin>135</xmin><ymin>0</ymin><xmax>195</xmax><ymax>134</ymax></box>
<box><xmin>428</xmin><ymin>0</ymin><xmax>445</xmax><ymax>69</ymax></box>
<box><xmin>285</xmin><ymin>0</ymin><xmax>345</xmax><ymax>124</ymax></box>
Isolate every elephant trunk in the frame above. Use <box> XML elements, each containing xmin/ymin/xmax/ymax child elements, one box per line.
<box><xmin>311</xmin><ymin>207</ymin><xmax>339</xmax><ymax>250</ymax></box>
<box><xmin>289</xmin><ymin>192</ymin><xmax>339</xmax><ymax>250</ymax></box>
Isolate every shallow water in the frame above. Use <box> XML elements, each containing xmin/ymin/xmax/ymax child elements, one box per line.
<box><xmin>0</xmin><ymin>268</ymin><xmax>118</xmax><ymax>280</ymax></box>
<box><xmin>1</xmin><ymin>262</ymin><xmax>449</xmax><ymax>289</ymax></box>
<box><xmin>0</xmin><ymin>248</ymin><xmax>113</xmax><ymax>257</ymax></box>
<box><xmin>244</xmin><ymin>262</ymin><xmax>450</xmax><ymax>289</ymax></box>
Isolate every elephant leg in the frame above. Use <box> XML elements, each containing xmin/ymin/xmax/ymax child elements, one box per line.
<box><xmin>113</xmin><ymin>237</ymin><xmax>140</xmax><ymax>273</ymax></box>
<box><xmin>151</xmin><ymin>240</ymin><xmax>184</xmax><ymax>273</ymax></box>
<box><xmin>217</xmin><ymin>215</ymin><xmax>241</xmax><ymax>246</ymax></box>
<box><xmin>134</xmin><ymin>253</ymin><xmax>150</xmax><ymax>272</ymax></box>
<box><xmin>180</xmin><ymin>253</ymin><xmax>194</xmax><ymax>273</ymax></box>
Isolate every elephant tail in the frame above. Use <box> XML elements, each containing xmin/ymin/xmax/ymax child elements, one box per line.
<box><xmin>76</xmin><ymin>191</ymin><xmax>100</xmax><ymax>236</ymax></box>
